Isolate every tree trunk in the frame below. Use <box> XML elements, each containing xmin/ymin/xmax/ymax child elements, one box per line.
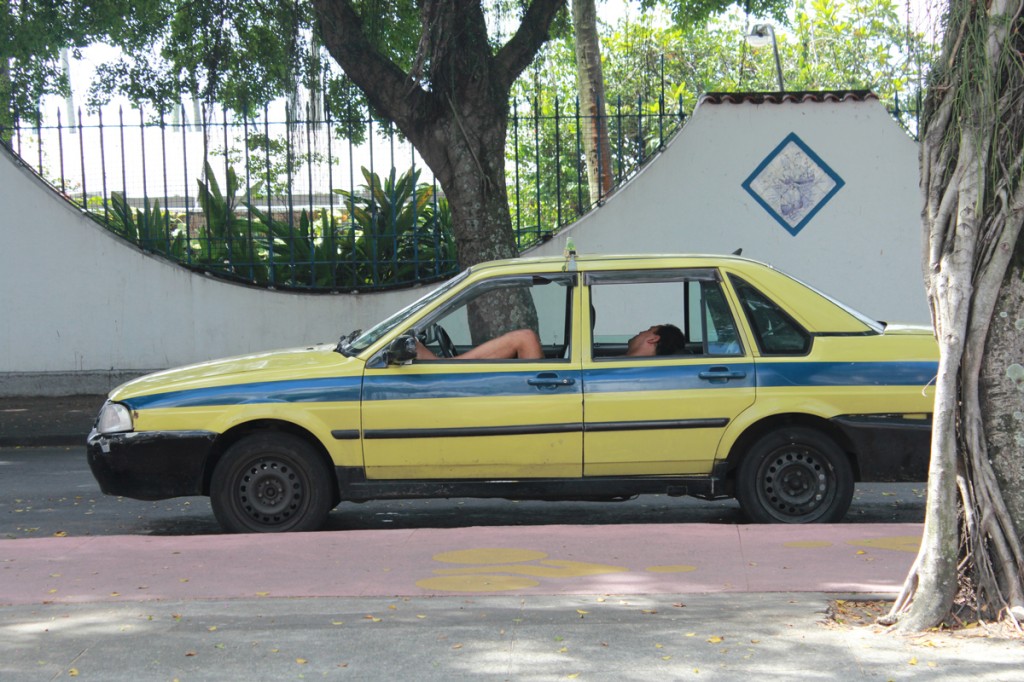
<box><xmin>311</xmin><ymin>0</ymin><xmax>561</xmax><ymax>339</ymax></box>
<box><xmin>570</xmin><ymin>0</ymin><xmax>613</xmax><ymax>204</ymax></box>
<box><xmin>883</xmin><ymin>0</ymin><xmax>1024</xmax><ymax>631</ymax></box>
<box><xmin>982</xmin><ymin>255</ymin><xmax>1024</xmax><ymax>533</ymax></box>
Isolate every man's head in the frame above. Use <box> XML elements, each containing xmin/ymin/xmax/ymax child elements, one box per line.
<box><xmin>625</xmin><ymin>323</ymin><xmax>686</xmax><ymax>356</ymax></box>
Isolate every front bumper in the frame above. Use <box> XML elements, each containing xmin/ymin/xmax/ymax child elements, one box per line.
<box><xmin>87</xmin><ymin>429</ymin><xmax>218</xmax><ymax>500</ymax></box>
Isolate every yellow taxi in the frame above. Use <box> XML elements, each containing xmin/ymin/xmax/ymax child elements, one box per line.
<box><xmin>88</xmin><ymin>253</ymin><xmax>937</xmax><ymax>532</ymax></box>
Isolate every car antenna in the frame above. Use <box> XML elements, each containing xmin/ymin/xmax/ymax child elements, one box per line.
<box><xmin>732</xmin><ymin>248</ymin><xmax>743</xmax><ymax>256</ymax></box>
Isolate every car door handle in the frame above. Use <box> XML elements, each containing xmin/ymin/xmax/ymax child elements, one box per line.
<box><xmin>699</xmin><ymin>367</ymin><xmax>747</xmax><ymax>382</ymax></box>
<box><xmin>527</xmin><ymin>373</ymin><xmax>576</xmax><ymax>388</ymax></box>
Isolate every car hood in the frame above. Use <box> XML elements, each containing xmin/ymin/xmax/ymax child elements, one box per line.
<box><xmin>110</xmin><ymin>344</ymin><xmax>362</xmax><ymax>404</ymax></box>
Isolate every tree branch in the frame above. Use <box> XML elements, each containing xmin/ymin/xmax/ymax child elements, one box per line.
<box><xmin>494</xmin><ymin>0</ymin><xmax>565</xmax><ymax>89</ymax></box>
<box><xmin>311</xmin><ymin>0</ymin><xmax>431</xmax><ymax>132</ymax></box>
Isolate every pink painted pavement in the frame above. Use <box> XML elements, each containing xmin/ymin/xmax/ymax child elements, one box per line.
<box><xmin>0</xmin><ymin>523</ymin><xmax>921</xmax><ymax>606</ymax></box>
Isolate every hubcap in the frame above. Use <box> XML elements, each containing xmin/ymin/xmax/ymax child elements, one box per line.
<box><xmin>757</xmin><ymin>446</ymin><xmax>833</xmax><ymax>520</ymax></box>
<box><xmin>237</xmin><ymin>459</ymin><xmax>303</xmax><ymax>526</ymax></box>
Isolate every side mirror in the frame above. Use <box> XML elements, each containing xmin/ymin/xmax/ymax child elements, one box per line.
<box><xmin>384</xmin><ymin>335</ymin><xmax>418</xmax><ymax>365</ymax></box>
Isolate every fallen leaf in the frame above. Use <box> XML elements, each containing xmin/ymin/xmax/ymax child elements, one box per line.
<box><xmin>185</xmin><ymin>651</ymin><xmax>197</xmax><ymax>657</ymax></box>
<box><xmin>416</xmin><ymin>614</ymin><xmax>427</xmax><ymax>619</ymax></box>
<box><xmin>388</xmin><ymin>604</ymin><xmax>397</xmax><ymax>610</ymax></box>
<box><xmin>707</xmin><ymin>636</ymin><xmax>724</xmax><ymax>644</ymax></box>
<box><xmin>255</xmin><ymin>592</ymin><xmax>270</xmax><ymax>597</ymax></box>
<box><xmin>662</xmin><ymin>656</ymin><xmax>672</xmax><ymax>661</ymax></box>
<box><xmin>558</xmin><ymin>646</ymin><xmax>569</xmax><ymax>654</ymax></box>
<box><xmin>856</xmin><ymin>550</ymin><xmax>866</xmax><ymax>555</ymax></box>
<box><xmin>577</xmin><ymin>610</ymin><xmax>588</xmax><ymax>618</ymax></box>
<box><xmin>451</xmin><ymin>643</ymin><xmax>463</xmax><ymax>650</ymax></box>
<box><xmin>53</xmin><ymin>531</ymin><xmax>68</xmax><ymax>537</ymax></box>
<box><xmin>685</xmin><ymin>633</ymin><xmax>696</xmax><ymax>637</ymax></box>
<box><xmin>364</xmin><ymin>615</ymin><xmax>382</xmax><ymax>623</ymax></box>
<box><xmin>331</xmin><ymin>620</ymin><xmax>344</xmax><ymax>626</ymax></box>
<box><xmin>68</xmin><ymin>669</ymin><xmax>79</xmax><ymax>677</ymax></box>
<box><xmin>296</xmin><ymin>658</ymin><xmax>308</xmax><ymax>664</ymax></box>
<box><xmin>641</xmin><ymin>609</ymin><xmax>658</xmax><ymax>614</ymax></box>
<box><xmin>909</xmin><ymin>657</ymin><xmax>918</xmax><ymax>666</ymax></box>
<box><xmin>208</xmin><ymin>626</ymin><xmax>217</xmax><ymax>632</ymax></box>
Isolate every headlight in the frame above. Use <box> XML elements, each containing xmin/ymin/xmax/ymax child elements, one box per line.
<box><xmin>96</xmin><ymin>402</ymin><xmax>134</xmax><ymax>434</ymax></box>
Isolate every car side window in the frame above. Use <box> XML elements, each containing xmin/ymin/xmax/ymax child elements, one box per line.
<box><xmin>729</xmin><ymin>275</ymin><xmax>811</xmax><ymax>355</ymax></box>
<box><xmin>417</xmin><ymin>274</ymin><xmax>573</xmax><ymax>361</ymax></box>
<box><xmin>586</xmin><ymin>270</ymin><xmax>743</xmax><ymax>359</ymax></box>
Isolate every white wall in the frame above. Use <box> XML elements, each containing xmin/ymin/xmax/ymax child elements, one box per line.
<box><xmin>0</xmin><ymin>93</ymin><xmax>929</xmax><ymax>396</ymax></box>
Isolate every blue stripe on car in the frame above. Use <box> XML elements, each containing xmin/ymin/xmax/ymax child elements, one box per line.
<box><xmin>362</xmin><ymin>370</ymin><xmax>584</xmax><ymax>401</ymax></box>
<box><xmin>755</xmin><ymin>361</ymin><xmax>937</xmax><ymax>387</ymax></box>
<box><xmin>124</xmin><ymin>377</ymin><xmax>363</xmax><ymax>409</ymax></box>
<box><xmin>122</xmin><ymin>360</ymin><xmax>937</xmax><ymax>409</ymax></box>
<box><xmin>583</xmin><ymin>364</ymin><xmax>757</xmax><ymax>392</ymax></box>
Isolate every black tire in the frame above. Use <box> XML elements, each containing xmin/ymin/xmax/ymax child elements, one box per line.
<box><xmin>211</xmin><ymin>432</ymin><xmax>334</xmax><ymax>533</ymax></box>
<box><xmin>735</xmin><ymin>427</ymin><xmax>854</xmax><ymax>523</ymax></box>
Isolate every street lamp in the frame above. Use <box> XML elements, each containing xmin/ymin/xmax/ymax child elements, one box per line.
<box><xmin>746</xmin><ymin>23</ymin><xmax>784</xmax><ymax>92</ymax></box>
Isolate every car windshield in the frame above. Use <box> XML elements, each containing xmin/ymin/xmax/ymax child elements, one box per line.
<box><xmin>342</xmin><ymin>269</ymin><xmax>471</xmax><ymax>354</ymax></box>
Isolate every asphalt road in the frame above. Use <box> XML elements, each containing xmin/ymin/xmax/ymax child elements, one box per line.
<box><xmin>0</xmin><ymin>446</ymin><xmax>926</xmax><ymax>538</ymax></box>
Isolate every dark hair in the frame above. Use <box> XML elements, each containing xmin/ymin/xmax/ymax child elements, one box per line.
<box><xmin>655</xmin><ymin>324</ymin><xmax>686</xmax><ymax>355</ymax></box>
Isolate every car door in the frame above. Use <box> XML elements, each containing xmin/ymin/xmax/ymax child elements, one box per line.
<box><xmin>582</xmin><ymin>268</ymin><xmax>756</xmax><ymax>476</ymax></box>
<box><xmin>360</xmin><ymin>273</ymin><xmax>583</xmax><ymax>480</ymax></box>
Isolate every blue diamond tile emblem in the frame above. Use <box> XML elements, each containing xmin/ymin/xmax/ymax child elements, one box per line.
<box><xmin>742</xmin><ymin>133</ymin><xmax>845</xmax><ymax>236</ymax></box>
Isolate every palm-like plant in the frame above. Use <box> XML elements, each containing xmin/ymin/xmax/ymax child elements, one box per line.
<box><xmin>334</xmin><ymin>167</ymin><xmax>457</xmax><ymax>288</ymax></box>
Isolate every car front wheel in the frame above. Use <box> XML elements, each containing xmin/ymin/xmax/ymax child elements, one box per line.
<box><xmin>736</xmin><ymin>427</ymin><xmax>853</xmax><ymax>523</ymax></box>
<box><xmin>211</xmin><ymin>432</ymin><xmax>334</xmax><ymax>533</ymax></box>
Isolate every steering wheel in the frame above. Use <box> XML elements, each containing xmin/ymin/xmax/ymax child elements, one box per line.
<box><xmin>424</xmin><ymin>323</ymin><xmax>458</xmax><ymax>358</ymax></box>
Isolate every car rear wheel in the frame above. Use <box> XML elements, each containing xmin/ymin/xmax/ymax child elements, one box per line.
<box><xmin>211</xmin><ymin>432</ymin><xmax>334</xmax><ymax>533</ymax></box>
<box><xmin>736</xmin><ymin>427</ymin><xmax>853</xmax><ymax>523</ymax></box>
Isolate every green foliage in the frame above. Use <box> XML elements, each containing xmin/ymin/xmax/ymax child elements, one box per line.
<box><xmin>107</xmin><ymin>191</ymin><xmax>188</xmax><ymax>259</ymax></box>
<box><xmin>96</xmin><ymin>161</ymin><xmax>455</xmax><ymax>290</ymax></box>
<box><xmin>0</xmin><ymin>1</ymin><xmax>166</xmax><ymax>128</ymax></box>
<box><xmin>333</xmin><ymin>167</ymin><xmax>457</xmax><ymax>287</ymax></box>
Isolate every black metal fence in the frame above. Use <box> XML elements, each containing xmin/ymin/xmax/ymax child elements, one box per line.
<box><xmin>2</xmin><ymin>95</ymin><xmax>687</xmax><ymax>292</ymax></box>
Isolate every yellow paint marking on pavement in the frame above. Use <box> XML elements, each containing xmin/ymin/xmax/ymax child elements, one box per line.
<box><xmin>432</xmin><ymin>559</ymin><xmax>627</xmax><ymax>579</ymax></box>
<box><xmin>415</xmin><ymin>575</ymin><xmax>541</xmax><ymax>592</ymax></box>
<box><xmin>782</xmin><ymin>541</ymin><xmax>833</xmax><ymax>549</ymax></box>
<box><xmin>847</xmin><ymin>536</ymin><xmax>920</xmax><ymax>553</ymax></box>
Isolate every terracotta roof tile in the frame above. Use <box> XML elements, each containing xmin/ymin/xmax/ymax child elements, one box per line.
<box><xmin>698</xmin><ymin>90</ymin><xmax>878</xmax><ymax>107</ymax></box>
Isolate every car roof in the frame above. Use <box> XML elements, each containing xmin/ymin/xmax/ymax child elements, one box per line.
<box><xmin>468</xmin><ymin>253</ymin><xmax>760</xmax><ymax>273</ymax></box>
